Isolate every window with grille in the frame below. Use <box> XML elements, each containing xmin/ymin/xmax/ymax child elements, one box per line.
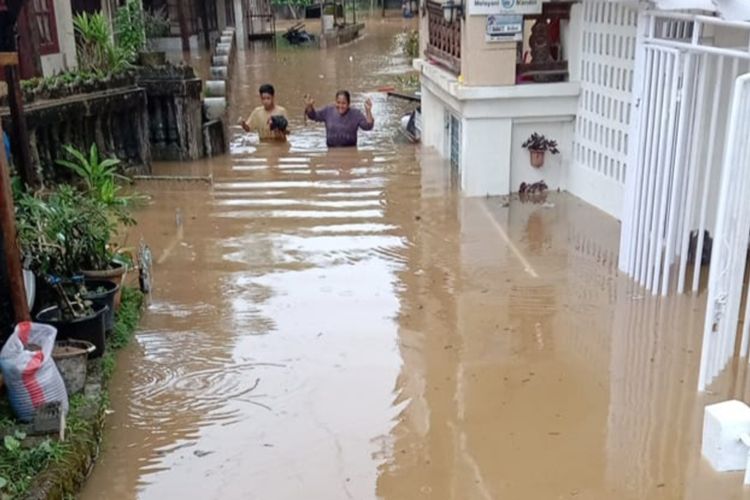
<box><xmin>31</xmin><ymin>0</ymin><xmax>59</xmax><ymax>55</ymax></box>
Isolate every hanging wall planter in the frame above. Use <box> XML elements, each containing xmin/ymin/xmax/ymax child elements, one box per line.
<box><xmin>522</xmin><ymin>132</ymin><xmax>560</xmax><ymax>169</ymax></box>
<box><xmin>529</xmin><ymin>149</ymin><xmax>545</xmax><ymax>168</ymax></box>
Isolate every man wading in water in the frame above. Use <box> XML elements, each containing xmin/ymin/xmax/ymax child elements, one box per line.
<box><xmin>240</xmin><ymin>84</ymin><xmax>289</xmax><ymax>141</ymax></box>
<box><xmin>304</xmin><ymin>90</ymin><xmax>374</xmax><ymax>147</ymax></box>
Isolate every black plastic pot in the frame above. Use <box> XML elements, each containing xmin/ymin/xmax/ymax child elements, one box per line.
<box><xmin>83</xmin><ymin>279</ymin><xmax>119</xmax><ymax>333</ymax></box>
<box><xmin>36</xmin><ymin>303</ymin><xmax>108</xmax><ymax>359</ymax></box>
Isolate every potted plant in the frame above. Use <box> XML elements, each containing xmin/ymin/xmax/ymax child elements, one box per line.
<box><xmin>14</xmin><ymin>186</ymin><xmax>110</xmax><ymax>357</ymax></box>
<box><xmin>82</xmin><ymin>279</ymin><xmax>119</xmax><ymax>333</ymax></box>
<box><xmin>56</xmin><ymin>144</ymin><xmax>140</xmax><ymax>310</ymax></box>
<box><xmin>522</xmin><ymin>132</ymin><xmax>560</xmax><ymax>168</ymax></box>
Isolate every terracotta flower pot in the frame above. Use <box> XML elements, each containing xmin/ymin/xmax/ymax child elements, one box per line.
<box><xmin>529</xmin><ymin>149</ymin><xmax>545</xmax><ymax>168</ymax></box>
<box><xmin>81</xmin><ymin>261</ymin><xmax>128</xmax><ymax>311</ymax></box>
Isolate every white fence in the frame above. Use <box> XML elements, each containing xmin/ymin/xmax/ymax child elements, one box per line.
<box><xmin>570</xmin><ymin>0</ymin><xmax>639</xmax><ymax>218</ymax></box>
<box><xmin>619</xmin><ymin>12</ymin><xmax>750</xmax><ymax>298</ymax></box>
<box><xmin>609</xmin><ymin>10</ymin><xmax>750</xmax><ymax>390</ymax></box>
<box><xmin>698</xmin><ymin>73</ymin><xmax>750</xmax><ymax>391</ymax></box>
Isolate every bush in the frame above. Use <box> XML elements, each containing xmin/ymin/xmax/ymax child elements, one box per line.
<box><xmin>56</xmin><ymin>143</ymin><xmax>137</xmax><ymax>227</ymax></box>
<box><xmin>144</xmin><ymin>6</ymin><xmax>171</xmax><ymax>38</ymax></box>
<box><xmin>73</xmin><ymin>12</ymin><xmax>130</xmax><ymax>73</ymax></box>
<box><xmin>115</xmin><ymin>0</ymin><xmax>146</xmax><ymax>61</ymax></box>
<box><xmin>396</xmin><ymin>29</ymin><xmax>419</xmax><ymax>59</ymax></box>
<box><xmin>14</xmin><ymin>185</ymin><xmax>114</xmax><ymax>278</ymax></box>
<box><xmin>0</xmin><ymin>430</ymin><xmax>63</xmax><ymax>498</ymax></box>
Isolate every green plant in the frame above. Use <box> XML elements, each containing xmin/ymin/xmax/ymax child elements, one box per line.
<box><xmin>396</xmin><ymin>29</ymin><xmax>419</xmax><ymax>59</ymax></box>
<box><xmin>109</xmin><ymin>287</ymin><xmax>143</xmax><ymax>350</ymax></box>
<box><xmin>0</xmin><ymin>288</ymin><xmax>143</xmax><ymax>499</ymax></box>
<box><xmin>115</xmin><ymin>0</ymin><xmax>146</xmax><ymax>62</ymax></box>
<box><xmin>56</xmin><ymin>144</ymin><xmax>138</xmax><ymax>226</ymax></box>
<box><xmin>15</xmin><ymin>185</ymin><xmax>115</xmax><ymax>278</ymax></box>
<box><xmin>522</xmin><ymin>132</ymin><xmax>560</xmax><ymax>154</ymax></box>
<box><xmin>0</xmin><ymin>430</ymin><xmax>62</xmax><ymax>497</ymax></box>
<box><xmin>74</xmin><ymin>11</ymin><xmax>130</xmax><ymax>74</ymax></box>
<box><xmin>395</xmin><ymin>72</ymin><xmax>419</xmax><ymax>90</ymax></box>
<box><xmin>144</xmin><ymin>6</ymin><xmax>171</xmax><ymax>39</ymax></box>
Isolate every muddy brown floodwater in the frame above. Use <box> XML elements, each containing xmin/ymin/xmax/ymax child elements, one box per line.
<box><xmin>81</xmin><ymin>20</ymin><xmax>750</xmax><ymax>500</ymax></box>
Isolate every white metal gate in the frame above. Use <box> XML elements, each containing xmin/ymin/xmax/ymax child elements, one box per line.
<box><xmin>619</xmin><ymin>12</ymin><xmax>750</xmax><ymax>298</ymax></box>
<box><xmin>698</xmin><ymin>74</ymin><xmax>750</xmax><ymax>391</ymax></box>
<box><xmin>619</xmin><ymin>44</ymin><xmax>686</xmax><ymax>294</ymax></box>
<box><xmin>615</xmin><ymin>10</ymin><xmax>750</xmax><ymax>390</ymax></box>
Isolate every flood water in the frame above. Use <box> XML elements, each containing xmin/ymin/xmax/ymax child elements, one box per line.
<box><xmin>81</xmin><ymin>20</ymin><xmax>750</xmax><ymax>500</ymax></box>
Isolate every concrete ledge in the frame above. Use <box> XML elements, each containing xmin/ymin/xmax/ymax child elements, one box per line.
<box><xmin>416</xmin><ymin>59</ymin><xmax>581</xmax><ymax>119</ymax></box>
<box><xmin>417</xmin><ymin>57</ymin><xmax>583</xmax><ymax>198</ymax></box>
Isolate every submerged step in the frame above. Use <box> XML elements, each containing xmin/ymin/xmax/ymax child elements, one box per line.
<box><xmin>205</xmin><ymin>80</ymin><xmax>227</xmax><ymax>97</ymax></box>
<box><xmin>210</xmin><ymin>66</ymin><xmax>228</xmax><ymax>80</ymax></box>
<box><xmin>204</xmin><ymin>97</ymin><xmax>227</xmax><ymax>120</ymax></box>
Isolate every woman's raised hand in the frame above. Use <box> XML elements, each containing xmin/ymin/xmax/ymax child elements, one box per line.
<box><xmin>304</xmin><ymin>94</ymin><xmax>315</xmax><ymax>108</ymax></box>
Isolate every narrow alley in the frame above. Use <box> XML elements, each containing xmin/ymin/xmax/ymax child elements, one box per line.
<box><xmin>78</xmin><ymin>21</ymin><xmax>750</xmax><ymax>500</ymax></box>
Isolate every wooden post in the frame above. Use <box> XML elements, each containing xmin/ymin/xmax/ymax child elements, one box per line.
<box><xmin>4</xmin><ymin>64</ymin><xmax>38</xmax><ymax>188</ymax></box>
<box><xmin>176</xmin><ymin>0</ymin><xmax>192</xmax><ymax>60</ymax></box>
<box><xmin>16</xmin><ymin>4</ymin><xmax>42</xmax><ymax>79</ymax></box>
<box><xmin>197</xmin><ymin>0</ymin><xmax>211</xmax><ymax>51</ymax></box>
<box><xmin>0</xmin><ymin>121</ymin><xmax>30</xmax><ymax>323</ymax></box>
<box><xmin>2</xmin><ymin>0</ymin><xmax>39</xmax><ymax>189</ymax></box>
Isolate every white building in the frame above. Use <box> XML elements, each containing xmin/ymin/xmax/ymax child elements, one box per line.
<box><xmin>416</xmin><ymin>0</ymin><xmax>750</xmax><ymax>390</ymax></box>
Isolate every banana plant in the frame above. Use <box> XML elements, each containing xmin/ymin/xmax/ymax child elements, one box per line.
<box><xmin>56</xmin><ymin>144</ymin><xmax>138</xmax><ymax>226</ymax></box>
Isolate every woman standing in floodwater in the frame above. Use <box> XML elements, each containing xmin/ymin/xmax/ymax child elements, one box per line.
<box><xmin>304</xmin><ymin>90</ymin><xmax>374</xmax><ymax>147</ymax></box>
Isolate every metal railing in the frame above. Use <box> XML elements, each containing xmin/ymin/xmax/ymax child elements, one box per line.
<box><xmin>425</xmin><ymin>1</ymin><xmax>461</xmax><ymax>75</ymax></box>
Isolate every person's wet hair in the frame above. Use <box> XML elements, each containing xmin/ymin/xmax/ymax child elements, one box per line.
<box><xmin>259</xmin><ymin>84</ymin><xmax>275</xmax><ymax>96</ymax></box>
<box><xmin>335</xmin><ymin>90</ymin><xmax>351</xmax><ymax>104</ymax></box>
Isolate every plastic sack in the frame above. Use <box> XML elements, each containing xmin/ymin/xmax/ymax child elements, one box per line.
<box><xmin>0</xmin><ymin>322</ymin><xmax>69</xmax><ymax>422</ymax></box>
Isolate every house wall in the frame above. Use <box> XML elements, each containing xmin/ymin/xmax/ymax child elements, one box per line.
<box><xmin>569</xmin><ymin>0</ymin><xmax>638</xmax><ymax>219</ymax></box>
<box><xmin>41</xmin><ymin>0</ymin><xmax>78</xmax><ymax>76</ymax></box>
<box><xmin>416</xmin><ymin>0</ymin><xmax>646</xmax><ymax>218</ymax></box>
<box><xmin>460</xmin><ymin>16</ymin><xmax>516</xmax><ymax>87</ymax></box>
<box><xmin>418</xmin><ymin>58</ymin><xmax>580</xmax><ymax>197</ymax></box>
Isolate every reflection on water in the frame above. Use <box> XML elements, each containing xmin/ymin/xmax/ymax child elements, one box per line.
<box><xmin>81</xmin><ymin>19</ymin><xmax>750</xmax><ymax>500</ymax></box>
